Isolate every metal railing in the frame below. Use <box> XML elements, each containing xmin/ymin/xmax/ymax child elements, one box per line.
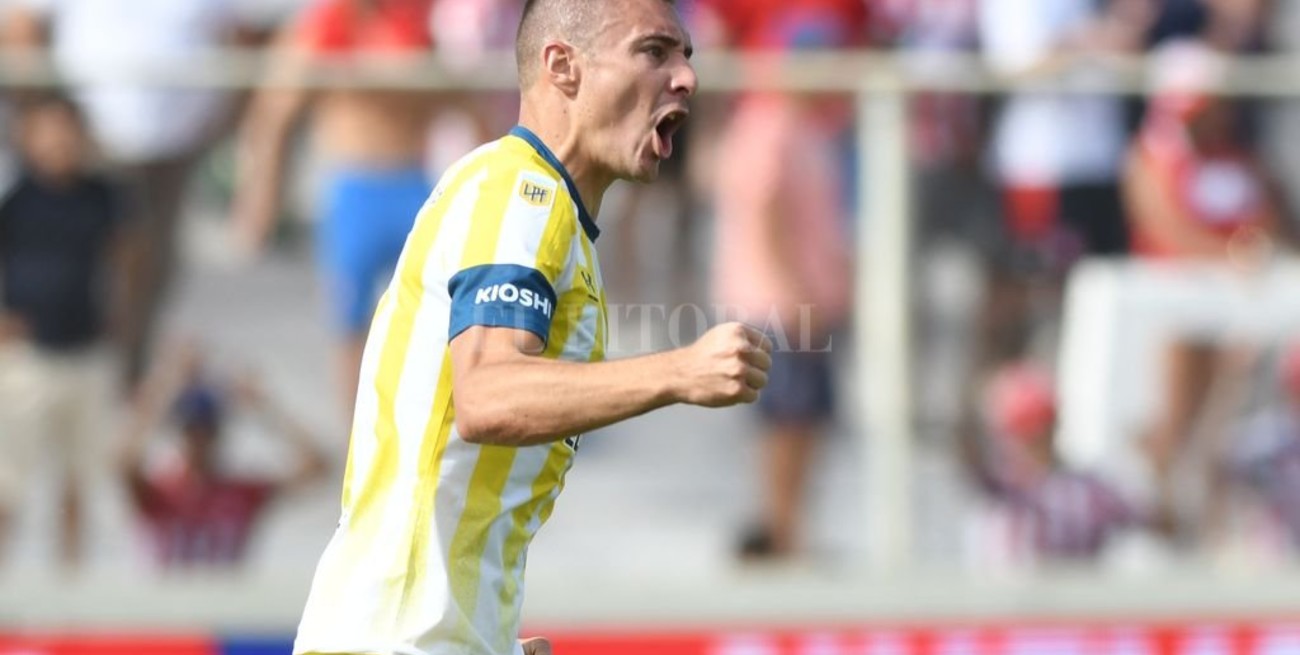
<box><xmin>4</xmin><ymin>47</ymin><xmax>1299</xmax><ymax>574</ymax></box>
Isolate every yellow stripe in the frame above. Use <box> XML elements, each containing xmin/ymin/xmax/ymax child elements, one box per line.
<box><xmin>533</xmin><ymin>189</ymin><xmax>577</xmax><ymax>284</ymax></box>
<box><xmin>445</xmin><ymin>157</ymin><xmax>541</xmax><ymax>640</ymax></box>
<box><xmin>492</xmin><ymin>442</ymin><xmax>571</xmax><ymax>652</ymax></box>
<box><xmin>458</xmin><ymin>162</ymin><xmax>515</xmax><ymax>268</ymax></box>
<box><xmin>495</xmin><ymin>234</ymin><xmax>602</xmax><ymax>650</ymax></box>
<box><xmin>534</xmin><ymin>239</ymin><xmax>608</xmax><ymax>537</ymax></box>
<box><xmin>394</xmin><ymin>347</ymin><xmax>456</xmax><ymax>634</ymax></box>
<box><xmin>338</xmin><ymin>289</ymin><xmax>393</xmax><ymax>511</ymax></box>
<box><xmin>340</xmin><ymin>288</ymin><xmax>398</xmax><ymax>507</ymax></box>
<box><xmin>527</xmin><ymin>272</ymin><xmax>598</xmax><ymax>541</ymax></box>
<box><xmin>449</xmin><ymin>443</ymin><xmax>517</xmax><ymax>648</ymax></box>
<box><xmin>330</xmin><ymin>164</ymin><xmax>468</xmax><ymax>629</ymax></box>
<box><xmin>577</xmin><ymin>236</ymin><xmax>607</xmax><ymax>361</ymax></box>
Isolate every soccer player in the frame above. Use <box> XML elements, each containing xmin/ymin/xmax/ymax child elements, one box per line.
<box><xmin>292</xmin><ymin>1</ymin><xmax>772</xmax><ymax>654</ymax></box>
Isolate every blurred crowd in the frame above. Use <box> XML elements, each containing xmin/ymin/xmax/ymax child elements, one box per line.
<box><xmin>0</xmin><ymin>0</ymin><xmax>1298</xmax><ymax>576</ymax></box>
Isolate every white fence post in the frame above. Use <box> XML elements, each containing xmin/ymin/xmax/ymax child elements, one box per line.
<box><xmin>857</xmin><ymin>76</ymin><xmax>914</xmax><ymax>573</ymax></box>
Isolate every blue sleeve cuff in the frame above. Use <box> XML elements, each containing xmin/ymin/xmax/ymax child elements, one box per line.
<box><xmin>448</xmin><ymin>264</ymin><xmax>557</xmax><ymax>344</ymax></box>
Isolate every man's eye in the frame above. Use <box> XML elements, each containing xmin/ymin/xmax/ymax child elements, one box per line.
<box><xmin>645</xmin><ymin>45</ymin><xmax>667</xmax><ymax>60</ymax></box>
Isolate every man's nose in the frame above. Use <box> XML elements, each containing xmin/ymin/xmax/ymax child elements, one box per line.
<box><xmin>671</xmin><ymin>59</ymin><xmax>698</xmax><ymax>98</ymax></box>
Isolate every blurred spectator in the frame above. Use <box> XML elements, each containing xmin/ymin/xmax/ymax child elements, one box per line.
<box><xmin>977</xmin><ymin>0</ymin><xmax>1153</xmax><ymax>366</ymax></box>
<box><xmin>0</xmin><ymin>93</ymin><xmax>123</xmax><ymax>568</ymax></box>
<box><xmin>964</xmin><ymin>362</ymin><xmax>1138</xmax><ymax>567</ymax></box>
<box><xmin>1123</xmin><ymin>41</ymin><xmax>1292</xmax><ymax>535</ymax></box>
<box><xmin>1125</xmin><ymin>41</ymin><xmax>1285</xmax><ymax>259</ymax></box>
<box><xmin>1147</xmin><ymin>0</ymin><xmax>1274</xmax><ymax>169</ymax></box>
<box><xmin>1148</xmin><ymin>0</ymin><xmax>1270</xmax><ymax>51</ymax></box>
<box><xmin>232</xmin><ymin>0</ymin><xmax>438</xmax><ymax>421</ymax></box>
<box><xmin>1215</xmin><ymin>343</ymin><xmax>1300</xmax><ymax>557</ymax></box>
<box><xmin>880</xmin><ymin>0</ymin><xmax>998</xmax><ymax>434</ymax></box>
<box><xmin>426</xmin><ymin>0</ymin><xmax>523</xmax><ymax>169</ymax></box>
<box><xmin>886</xmin><ymin>0</ymin><xmax>984</xmax><ymax>181</ymax></box>
<box><xmin>1</xmin><ymin>0</ymin><xmax>259</xmax><ymax>392</ymax></box>
<box><xmin>121</xmin><ymin>340</ymin><xmax>328</xmax><ymax>569</ymax></box>
<box><xmin>703</xmin><ymin>0</ymin><xmax>862</xmax><ymax>560</ymax></box>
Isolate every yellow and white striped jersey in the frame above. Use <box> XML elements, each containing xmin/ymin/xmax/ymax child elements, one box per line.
<box><xmin>294</xmin><ymin>127</ymin><xmax>609</xmax><ymax>655</ymax></box>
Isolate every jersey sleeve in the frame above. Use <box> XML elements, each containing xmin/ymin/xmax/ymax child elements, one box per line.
<box><xmin>446</xmin><ymin>168</ymin><xmax>575</xmax><ymax>346</ymax></box>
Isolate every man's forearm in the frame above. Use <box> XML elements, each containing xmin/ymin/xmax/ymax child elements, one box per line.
<box><xmin>454</xmin><ymin>350</ymin><xmax>682</xmax><ymax>446</ymax></box>
<box><xmin>233</xmin><ymin>128</ymin><xmax>288</xmax><ymax>248</ymax></box>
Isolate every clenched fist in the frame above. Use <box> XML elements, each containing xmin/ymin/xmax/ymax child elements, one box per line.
<box><xmin>672</xmin><ymin>322</ymin><xmax>773</xmax><ymax>407</ymax></box>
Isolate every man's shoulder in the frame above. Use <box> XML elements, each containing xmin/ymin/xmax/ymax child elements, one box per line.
<box><xmin>478</xmin><ymin>135</ymin><xmax>565</xmax><ymax>183</ymax></box>
<box><xmin>449</xmin><ymin>137</ymin><xmax>569</xmax><ymax>209</ymax></box>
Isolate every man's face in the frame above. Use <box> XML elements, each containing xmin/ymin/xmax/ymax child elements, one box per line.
<box><xmin>574</xmin><ymin>0</ymin><xmax>697</xmax><ymax>183</ymax></box>
<box><xmin>22</xmin><ymin>105</ymin><xmax>85</xmax><ymax>182</ymax></box>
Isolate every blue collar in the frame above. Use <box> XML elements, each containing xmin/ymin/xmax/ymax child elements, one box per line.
<box><xmin>508</xmin><ymin>126</ymin><xmax>600</xmax><ymax>242</ymax></box>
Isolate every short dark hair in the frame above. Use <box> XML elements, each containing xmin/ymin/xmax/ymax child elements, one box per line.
<box><xmin>515</xmin><ymin>0</ymin><xmax>677</xmax><ymax>88</ymax></box>
<box><xmin>173</xmin><ymin>384</ymin><xmax>225</xmax><ymax>436</ymax></box>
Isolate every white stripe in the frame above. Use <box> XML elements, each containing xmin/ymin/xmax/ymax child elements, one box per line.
<box><xmin>416</xmin><ymin>431</ymin><xmax>480</xmax><ymax>648</ymax></box>
<box><xmin>471</xmin><ymin>444</ymin><xmax>553</xmax><ymax>652</ymax></box>
<box><xmin>432</xmin><ymin>167</ymin><xmax>490</xmax><ymax>274</ymax></box>
<box><xmin>297</xmin><ymin>141</ymin><xmax>501</xmax><ymax>653</ymax></box>
<box><xmin>561</xmin><ymin>304</ymin><xmax>600</xmax><ymax>362</ymax></box>
<box><xmin>572</xmin><ymin>229</ymin><xmax>589</xmax><ymax>269</ymax></box>
<box><xmin>492</xmin><ymin>171</ymin><xmax>559</xmax><ymax>269</ymax></box>
<box><xmin>403</xmin><ymin>151</ymin><xmax>514</xmax><ymax>647</ymax></box>
<box><xmin>503</xmin><ymin>444</ymin><xmax>573</xmax><ymax>639</ymax></box>
<box><xmin>368</xmin><ymin>148</ymin><xmax>500</xmax><ymax>625</ymax></box>
<box><xmin>552</xmin><ymin>236</ymin><xmax>580</xmax><ymax>304</ymax></box>
<box><xmin>345</xmin><ymin>138</ymin><xmax>496</xmax><ymax>501</ymax></box>
<box><xmin>394</xmin><ymin>149</ymin><xmax>497</xmax><ymax>632</ymax></box>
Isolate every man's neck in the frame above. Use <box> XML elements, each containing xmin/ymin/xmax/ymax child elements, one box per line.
<box><xmin>516</xmin><ymin>110</ymin><xmax>611</xmax><ymax>219</ymax></box>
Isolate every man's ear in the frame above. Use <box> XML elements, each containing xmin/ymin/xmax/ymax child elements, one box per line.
<box><xmin>540</xmin><ymin>41</ymin><xmax>581</xmax><ymax>96</ymax></box>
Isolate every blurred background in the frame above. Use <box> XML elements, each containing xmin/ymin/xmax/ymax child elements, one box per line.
<box><xmin>3</xmin><ymin>0</ymin><xmax>1300</xmax><ymax>653</ymax></box>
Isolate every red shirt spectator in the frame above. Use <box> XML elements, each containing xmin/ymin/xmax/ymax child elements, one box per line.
<box><xmin>123</xmin><ymin>344</ymin><xmax>328</xmax><ymax>569</ymax></box>
<box><xmin>967</xmin><ymin>362</ymin><xmax>1138</xmax><ymax>564</ymax></box>
<box><xmin>1124</xmin><ymin>40</ymin><xmax>1284</xmax><ymax>260</ymax></box>
<box><xmin>134</xmin><ymin>464</ymin><xmax>276</xmax><ymax>567</ymax></box>
<box><xmin>295</xmin><ymin>0</ymin><xmax>434</xmax><ymax>54</ymax></box>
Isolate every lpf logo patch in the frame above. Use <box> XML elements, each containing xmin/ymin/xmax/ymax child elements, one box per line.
<box><xmin>519</xmin><ymin>180</ymin><xmax>551</xmax><ymax>206</ymax></box>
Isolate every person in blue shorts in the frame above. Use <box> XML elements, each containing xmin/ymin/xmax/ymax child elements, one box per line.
<box><xmin>315</xmin><ymin>166</ymin><xmax>431</xmax><ymax>334</ymax></box>
<box><xmin>231</xmin><ymin>0</ymin><xmax>438</xmax><ymax>419</ymax></box>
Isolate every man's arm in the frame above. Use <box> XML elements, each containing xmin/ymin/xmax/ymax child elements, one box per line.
<box><xmin>0</xmin><ymin>196</ymin><xmax>25</xmax><ymax>343</ymax></box>
<box><xmin>231</xmin><ymin>371</ymin><xmax>330</xmax><ymax>493</ymax></box>
<box><xmin>450</xmin><ymin>322</ymin><xmax>772</xmax><ymax>447</ymax></box>
<box><xmin>230</xmin><ymin>24</ymin><xmax>313</xmax><ymax>254</ymax></box>
<box><xmin>118</xmin><ymin>342</ymin><xmax>196</xmax><ymax>505</ymax></box>
<box><xmin>1123</xmin><ymin>147</ymin><xmax>1234</xmax><ymax>259</ymax></box>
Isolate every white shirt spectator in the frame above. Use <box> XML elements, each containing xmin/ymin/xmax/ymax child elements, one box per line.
<box><xmin>11</xmin><ymin>0</ymin><xmax>238</xmax><ymax>162</ymax></box>
<box><xmin>980</xmin><ymin>0</ymin><xmax>1127</xmax><ymax>186</ymax></box>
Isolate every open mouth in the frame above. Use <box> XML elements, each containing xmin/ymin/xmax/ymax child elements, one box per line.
<box><xmin>652</xmin><ymin>109</ymin><xmax>688</xmax><ymax>160</ymax></box>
